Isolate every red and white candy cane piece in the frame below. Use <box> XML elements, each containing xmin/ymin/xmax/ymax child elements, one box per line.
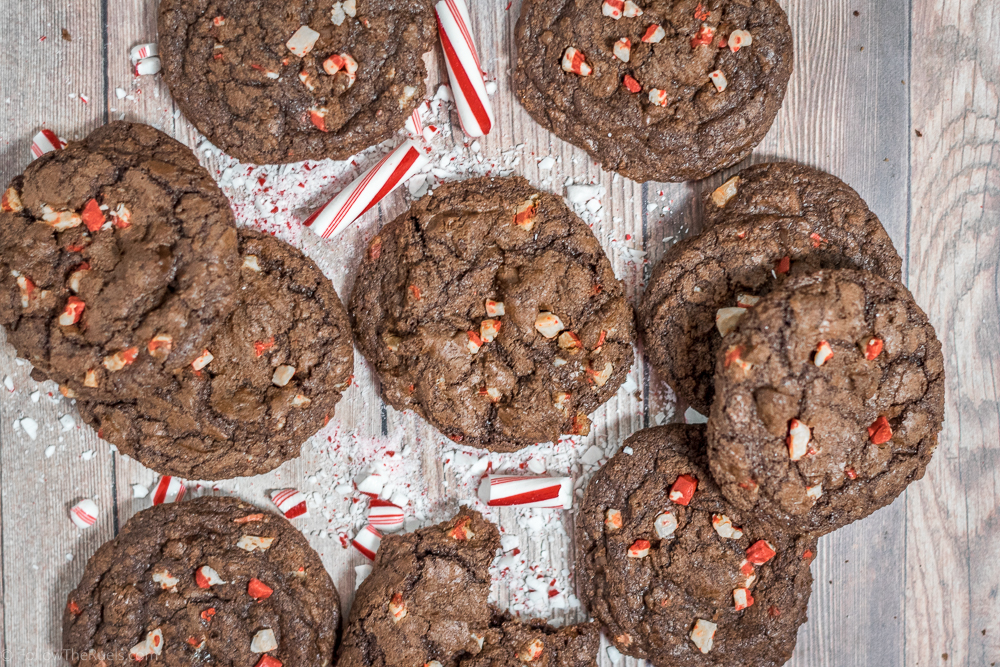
<box><xmin>129</xmin><ymin>43</ymin><xmax>159</xmax><ymax>64</ymax></box>
<box><xmin>405</xmin><ymin>108</ymin><xmax>424</xmax><ymax>137</ymax></box>
<box><xmin>352</xmin><ymin>524</ymin><xmax>383</xmax><ymax>560</ymax></box>
<box><xmin>70</xmin><ymin>499</ymin><xmax>99</xmax><ymax>529</ymax></box>
<box><xmin>152</xmin><ymin>476</ymin><xmax>186</xmax><ymax>505</ymax></box>
<box><xmin>368</xmin><ymin>499</ymin><xmax>405</xmax><ymax>532</ymax></box>
<box><xmin>304</xmin><ymin>139</ymin><xmax>429</xmax><ymax>240</ymax></box>
<box><xmin>480</xmin><ymin>475</ymin><xmax>573</xmax><ymax>509</ymax></box>
<box><xmin>31</xmin><ymin>129</ymin><xmax>67</xmax><ymax>159</ymax></box>
<box><xmin>435</xmin><ymin>0</ymin><xmax>495</xmax><ymax>137</ymax></box>
<box><xmin>271</xmin><ymin>488</ymin><xmax>309</xmax><ymax>519</ymax></box>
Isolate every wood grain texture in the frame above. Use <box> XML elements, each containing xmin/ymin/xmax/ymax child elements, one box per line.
<box><xmin>907</xmin><ymin>0</ymin><xmax>1000</xmax><ymax>665</ymax></box>
<box><xmin>0</xmin><ymin>0</ymin><xmax>996</xmax><ymax>665</ymax></box>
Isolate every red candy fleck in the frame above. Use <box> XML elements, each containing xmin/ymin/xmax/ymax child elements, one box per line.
<box><xmin>186</xmin><ymin>637</ymin><xmax>202</xmax><ymax>647</ymax></box>
<box><xmin>668</xmin><ymin>474</ymin><xmax>697</xmax><ymax>505</ymax></box>
<box><xmin>690</xmin><ymin>24</ymin><xmax>715</xmax><ymax>48</ymax></box>
<box><xmin>723</xmin><ymin>344</ymin><xmax>745</xmax><ymax>368</ymax></box>
<box><xmin>694</xmin><ymin>3</ymin><xmax>709</xmax><ymax>20</ymax></box>
<box><xmin>810</xmin><ymin>232</ymin><xmax>827</xmax><ymax>247</ymax></box>
<box><xmin>121</xmin><ymin>347</ymin><xmax>139</xmax><ymax>365</ymax></box>
<box><xmin>802</xmin><ymin>549</ymin><xmax>814</xmax><ymax>560</ymax></box>
<box><xmin>234</xmin><ymin>513</ymin><xmax>264</xmax><ymax>524</ymax></box>
<box><xmin>68</xmin><ymin>600</ymin><xmax>82</xmax><ymax>616</ymax></box>
<box><xmin>369</xmin><ymin>236</ymin><xmax>383</xmax><ymax>261</ymax></box>
<box><xmin>746</xmin><ymin>540</ymin><xmax>776</xmax><ymax>565</ymax></box>
<box><xmin>256</xmin><ymin>657</ymin><xmax>283</xmax><ymax>667</ymax></box>
<box><xmin>768</xmin><ymin>606</ymin><xmax>781</xmax><ymax>618</ymax></box>
<box><xmin>867</xmin><ymin>416</ymin><xmax>893</xmax><ymax>444</ymax></box>
<box><xmin>248</xmin><ymin>578</ymin><xmax>273</xmax><ymax>600</ymax></box>
<box><xmin>623</xmin><ymin>74</ymin><xmax>642</xmax><ymax>93</ymax></box>
<box><xmin>594</xmin><ymin>330</ymin><xmax>607</xmax><ymax>350</ymax></box>
<box><xmin>409</xmin><ymin>284</ymin><xmax>421</xmax><ymax>300</ymax></box>
<box><xmin>864</xmin><ymin>338</ymin><xmax>884</xmax><ymax>360</ymax></box>
<box><xmin>201</xmin><ymin>608</ymin><xmax>216</xmax><ymax>622</ymax></box>
<box><xmin>775</xmin><ymin>256</ymin><xmax>791</xmax><ymax>274</ymax></box>
<box><xmin>846</xmin><ymin>468</ymin><xmax>857</xmax><ymax>480</ymax></box>
<box><xmin>254</xmin><ymin>337</ymin><xmax>275</xmax><ymax>357</ymax></box>
<box><xmin>80</xmin><ymin>199</ymin><xmax>105</xmax><ymax>232</ymax></box>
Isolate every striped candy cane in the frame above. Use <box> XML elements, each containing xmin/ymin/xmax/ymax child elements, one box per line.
<box><xmin>352</xmin><ymin>524</ymin><xmax>383</xmax><ymax>560</ymax></box>
<box><xmin>152</xmin><ymin>476</ymin><xmax>186</xmax><ymax>505</ymax></box>
<box><xmin>70</xmin><ymin>499</ymin><xmax>99</xmax><ymax>529</ymax></box>
<box><xmin>31</xmin><ymin>129</ymin><xmax>66</xmax><ymax>158</ymax></box>
<box><xmin>480</xmin><ymin>475</ymin><xmax>573</xmax><ymax>509</ymax></box>
<box><xmin>271</xmin><ymin>488</ymin><xmax>309</xmax><ymax>519</ymax></box>
<box><xmin>303</xmin><ymin>139</ymin><xmax>429</xmax><ymax>240</ymax></box>
<box><xmin>129</xmin><ymin>43</ymin><xmax>159</xmax><ymax>64</ymax></box>
<box><xmin>435</xmin><ymin>0</ymin><xmax>494</xmax><ymax>137</ymax></box>
<box><xmin>368</xmin><ymin>499</ymin><xmax>404</xmax><ymax>532</ymax></box>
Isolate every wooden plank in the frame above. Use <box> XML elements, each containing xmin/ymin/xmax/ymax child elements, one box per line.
<box><xmin>906</xmin><ymin>0</ymin><xmax>1000</xmax><ymax>665</ymax></box>
<box><xmin>0</xmin><ymin>0</ymin><xmax>116</xmax><ymax>662</ymax></box>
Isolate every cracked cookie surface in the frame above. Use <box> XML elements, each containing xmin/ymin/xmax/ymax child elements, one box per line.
<box><xmin>514</xmin><ymin>0</ymin><xmax>793</xmax><ymax>182</ymax></box>
<box><xmin>63</xmin><ymin>496</ymin><xmax>340</xmax><ymax>667</ymax></box>
<box><xmin>576</xmin><ymin>425</ymin><xmax>815</xmax><ymax>667</ymax></box>
<box><xmin>0</xmin><ymin>121</ymin><xmax>240</xmax><ymax>401</ymax></box>
<box><xmin>350</xmin><ymin>176</ymin><xmax>635</xmax><ymax>452</ymax></box>
<box><xmin>159</xmin><ymin>0</ymin><xmax>437</xmax><ymax>164</ymax></box>
<box><xmin>707</xmin><ymin>269</ymin><xmax>944</xmax><ymax>535</ymax></box>
<box><xmin>340</xmin><ymin>508</ymin><xmax>599</xmax><ymax>667</ymax></box>
<box><xmin>639</xmin><ymin>162</ymin><xmax>902</xmax><ymax>415</ymax></box>
<box><xmin>78</xmin><ymin>229</ymin><xmax>354</xmax><ymax>480</ymax></box>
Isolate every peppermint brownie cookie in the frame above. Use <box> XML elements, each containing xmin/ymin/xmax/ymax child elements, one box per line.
<box><xmin>638</xmin><ymin>162</ymin><xmax>902</xmax><ymax>414</ymax></box>
<box><xmin>350</xmin><ymin>176</ymin><xmax>635</xmax><ymax>451</ymax></box>
<box><xmin>341</xmin><ymin>508</ymin><xmax>600</xmax><ymax>667</ymax></box>
<box><xmin>464</xmin><ymin>612</ymin><xmax>600</xmax><ymax>667</ymax></box>
<box><xmin>63</xmin><ymin>496</ymin><xmax>340</xmax><ymax>667</ymax></box>
<box><xmin>159</xmin><ymin>0</ymin><xmax>437</xmax><ymax>164</ymax></box>
<box><xmin>78</xmin><ymin>229</ymin><xmax>354</xmax><ymax>480</ymax></box>
<box><xmin>576</xmin><ymin>425</ymin><xmax>815</xmax><ymax>667</ymax></box>
<box><xmin>514</xmin><ymin>0</ymin><xmax>793</xmax><ymax>182</ymax></box>
<box><xmin>0</xmin><ymin>121</ymin><xmax>240</xmax><ymax>400</ymax></box>
<box><xmin>708</xmin><ymin>269</ymin><xmax>945</xmax><ymax>535</ymax></box>
<box><xmin>338</xmin><ymin>509</ymin><xmax>500</xmax><ymax>667</ymax></box>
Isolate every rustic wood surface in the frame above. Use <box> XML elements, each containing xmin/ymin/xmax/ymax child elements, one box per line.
<box><xmin>0</xmin><ymin>0</ymin><xmax>997</xmax><ymax>665</ymax></box>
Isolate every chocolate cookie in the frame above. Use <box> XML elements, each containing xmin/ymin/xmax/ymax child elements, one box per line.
<box><xmin>350</xmin><ymin>176</ymin><xmax>635</xmax><ymax>451</ymax></box>
<box><xmin>638</xmin><ymin>162</ymin><xmax>902</xmax><ymax>415</ymax></box>
<box><xmin>78</xmin><ymin>229</ymin><xmax>354</xmax><ymax>480</ymax></box>
<box><xmin>340</xmin><ymin>508</ymin><xmax>599</xmax><ymax>667</ymax></box>
<box><xmin>338</xmin><ymin>509</ymin><xmax>500</xmax><ymax>667</ymax></box>
<box><xmin>514</xmin><ymin>0</ymin><xmax>793</xmax><ymax>182</ymax></box>
<box><xmin>708</xmin><ymin>269</ymin><xmax>945</xmax><ymax>535</ymax></box>
<box><xmin>576</xmin><ymin>425</ymin><xmax>815</xmax><ymax>667</ymax></box>
<box><xmin>63</xmin><ymin>496</ymin><xmax>340</xmax><ymax>667</ymax></box>
<box><xmin>0</xmin><ymin>121</ymin><xmax>240</xmax><ymax>399</ymax></box>
<box><xmin>464</xmin><ymin>612</ymin><xmax>600</xmax><ymax>667</ymax></box>
<box><xmin>159</xmin><ymin>0</ymin><xmax>437</xmax><ymax>164</ymax></box>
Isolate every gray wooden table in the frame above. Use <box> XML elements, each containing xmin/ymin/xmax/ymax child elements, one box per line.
<box><xmin>0</xmin><ymin>0</ymin><xmax>997</xmax><ymax>665</ymax></box>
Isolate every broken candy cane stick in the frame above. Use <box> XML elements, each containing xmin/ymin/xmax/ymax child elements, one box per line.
<box><xmin>435</xmin><ymin>0</ymin><xmax>494</xmax><ymax>137</ymax></box>
<box><xmin>478</xmin><ymin>475</ymin><xmax>573</xmax><ymax>509</ymax></box>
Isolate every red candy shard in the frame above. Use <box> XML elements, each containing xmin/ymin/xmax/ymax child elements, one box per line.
<box><xmin>309</xmin><ymin>108</ymin><xmax>328</xmax><ymax>132</ymax></box>
<box><xmin>409</xmin><ymin>284</ymin><xmax>421</xmax><ymax>300</ymax></box>
<box><xmin>448</xmin><ymin>516</ymin><xmax>475</xmax><ymax>541</ymax></box>
<box><xmin>775</xmin><ymin>255</ymin><xmax>790</xmax><ymax>274</ymax></box>
<box><xmin>802</xmin><ymin>549</ymin><xmax>814</xmax><ymax>560</ymax></box>
<box><xmin>248</xmin><ymin>577</ymin><xmax>273</xmax><ymax>600</ymax></box>
<box><xmin>68</xmin><ymin>600</ymin><xmax>82</xmax><ymax>616</ymax></box>
<box><xmin>255</xmin><ymin>337</ymin><xmax>276</xmax><ymax>357</ymax></box>
<box><xmin>668</xmin><ymin>474</ymin><xmax>697</xmax><ymax>505</ymax></box>
<box><xmin>867</xmin><ymin>415</ymin><xmax>893</xmax><ymax>444</ymax></box>
<box><xmin>690</xmin><ymin>24</ymin><xmax>715</xmax><ymax>48</ymax></box>
<box><xmin>768</xmin><ymin>606</ymin><xmax>781</xmax><ymax>617</ymax></box>
<box><xmin>864</xmin><ymin>337</ymin><xmax>884</xmax><ymax>360</ymax></box>
<box><xmin>81</xmin><ymin>199</ymin><xmax>105</xmax><ymax>232</ymax></box>
<box><xmin>810</xmin><ymin>232</ymin><xmax>827</xmax><ymax>247</ymax></box>
<box><xmin>256</xmin><ymin>656</ymin><xmax>283</xmax><ymax>667</ymax></box>
<box><xmin>623</xmin><ymin>75</ymin><xmax>642</xmax><ymax>93</ymax></box>
<box><xmin>201</xmin><ymin>608</ymin><xmax>216</xmax><ymax>622</ymax></box>
<box><xmin>746</xmin><ymin>540</ymin><xmax>776</xmax><ymax>565</ymax></box>
<box><xmin>694</xmin><ymin>3</ymin><xmax>709</xmax><ymax>20</ymax></box>
<box><xmin>723</xmin><ymin>344</ymin><xmax>744</xmax><ymax>368</ymax></box>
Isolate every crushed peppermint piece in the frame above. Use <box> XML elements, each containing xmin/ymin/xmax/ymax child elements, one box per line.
<box><xmin>690</xmin><ymin>619</ymin><xmax>717</xmax><ymax>654</ymax></box>
<box><xmin>561</xmin><ymin>47</ymin><xmax>591</xmax><ymax>76</ymax></box>
<box><xmin>287</xmin><ymin>25</ymin><xmax>321</xmax><ymax>57</ymax></box>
